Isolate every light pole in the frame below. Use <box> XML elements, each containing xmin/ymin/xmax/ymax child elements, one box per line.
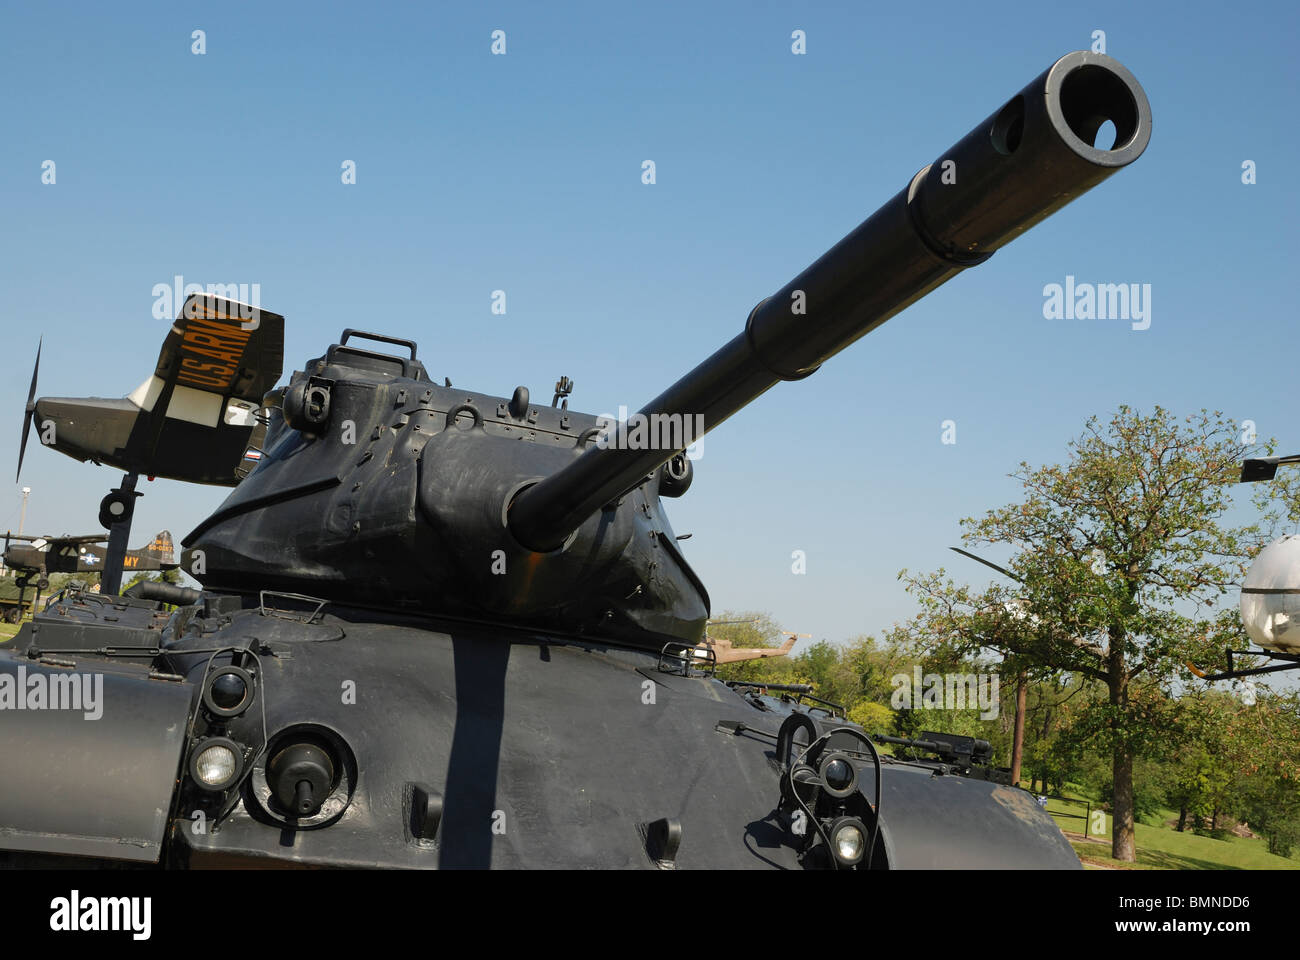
<box><xmin>4</xmin><ymin>486</ymin><xmax>32</xmax><ymax>579</ymax></box>
<box><xmin>19</xmin><ymin>486</ymin><xmax>31</xmax><ymax>536</ymax></box>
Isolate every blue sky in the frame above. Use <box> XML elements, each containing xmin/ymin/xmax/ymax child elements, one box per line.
<box><xmin>1</xmin><ymin>1</ymin><xmax>1296</xmax><ymax>651</ymax></box>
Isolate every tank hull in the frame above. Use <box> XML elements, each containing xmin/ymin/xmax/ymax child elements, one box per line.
<box><xmin>0</xmin><ymin>591</ymin><xmax>1078</xmax><ymax>870</ymax></box>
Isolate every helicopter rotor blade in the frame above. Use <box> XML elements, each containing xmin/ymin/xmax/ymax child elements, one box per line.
<box><xmin>949</xmin><ymin>546</ymin><xmax>1022</xmax><ymax>583</ymax></box>
<box><xmin>16</xmin><ymin>338</ymin><xmax>40</xmax><ymax>483</ymax></box>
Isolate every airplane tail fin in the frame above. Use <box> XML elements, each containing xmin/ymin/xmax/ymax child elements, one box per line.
<box><xmin>140</xmin><ymin>531</ymin><xmax>175</xmax><ymax>565</ymax></box>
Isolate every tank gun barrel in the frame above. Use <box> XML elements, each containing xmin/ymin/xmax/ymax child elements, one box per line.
<box><xmin>509</xmin><ymin>52</ymin><xmax>1151</xmax><ymax>552</ymax></box>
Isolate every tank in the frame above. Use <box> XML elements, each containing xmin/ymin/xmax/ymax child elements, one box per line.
<box><xmin>0</xmin><ymin>51</ymin><xmax>1150</xmax><ymax>869</ymax></box>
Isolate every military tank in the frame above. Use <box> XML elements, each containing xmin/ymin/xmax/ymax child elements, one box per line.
<box><xmin>0</xmin><ymin>51</ymin><xmax>1150</xmax><ymax>869</ymax></box>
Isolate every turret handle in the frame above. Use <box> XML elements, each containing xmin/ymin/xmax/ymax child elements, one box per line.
<box><xmin>339</xmin><ymin>329</ymin><xmax>419</xmax><ymax>361</ymax></box>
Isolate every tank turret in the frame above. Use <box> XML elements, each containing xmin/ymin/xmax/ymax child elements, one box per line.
<box><xmin>184</xmin><ymin>51</ymin><xmax>1150</xmax><ymax>651</ymax></box>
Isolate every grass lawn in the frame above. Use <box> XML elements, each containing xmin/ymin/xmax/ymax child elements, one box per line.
<box><xmin>0</xmin><ymin>621</ymin><xmax>21</xmax><ymax>642</ymax></box>
<box><xmin>1068</xmin><ymin>827</ymin><xmax>1300</xmax><ymax>870</ymax></box>
<box><xmin>1032</xmin><ymin>785</ymin><xmax>1300</xmax><ymax>869</ymax></box>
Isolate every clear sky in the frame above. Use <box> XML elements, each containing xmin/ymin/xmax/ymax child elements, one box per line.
<box><xmin>2</xmin><ymin>1</ymin><xmax>1296</xmax><ymax>651</ymax></box>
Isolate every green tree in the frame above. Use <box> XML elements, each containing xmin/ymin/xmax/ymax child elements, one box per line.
<box><xmin>122</xmin><ymin>567</ymin><xmax>182</xmax><ymax>593</ymax></box>
<box><xmin>709</xmin><ymin>611</ymin><xmax>803</xmax><ymax>684</ymax></box>
<box><xmin>1241</xmin><ymin>771</ymin><xmax>1300</xmax><ymax>857</ymax></box>
<box><xmin>1227</xmin><ymin>691</ymin><xmax>1300</xmax><ymax>853</ymax></box>
<box><xmin>897</xmin><ymin>407</ymin><xmax>1262</xmax><ymax>862</ymax></box>
<box><xmin>706</xmin><ymin>611</ymin><xmax>785</xmax><ymax>649</ymax></box>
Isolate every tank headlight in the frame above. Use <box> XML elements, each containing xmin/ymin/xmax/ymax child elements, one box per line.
<box><xmin>202</xmin><ymin>665</ymin><xmax>254</xmax><ymax>718</ymax></box>
<box><xmin>189</xmin><ymin>737</ymin><xmax>245</xmax><ymax>791</ymax></box>
<box><xmin>829</xmin><ymin>816</ymin><xmax>867</xmax><ymax>867</ymax></box>
<box><xmin>818</xmin><ymin>752</ymin><xmax>857</xmax><ymax>798</ymax></box>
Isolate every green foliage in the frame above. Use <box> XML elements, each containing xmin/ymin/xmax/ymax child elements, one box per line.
<box><xmin>1098</xmin><ymin>760</ymin><xmax>1170</xmax><ymax>826</ymax></box>
<box><xmin>122</xmin><ymin>568</ymin><xmax>180</xmax><ymax>592</ymax></box>
<box><xmin>707</xmin><ymin>610</ymin><xmax>785</xmax><ymax>649</ymax></box>
<box><xmin>1241</xmin><ymin>779</ymin><xmax>1300</xmax><ymax>857</ymax></box>
<box><xmin>1069</xmin><ymin>747</ymin><xmax>1112</xmax><ymax>800</ymax></box>
<box><xmin>706</xmin><ymin>409</ymin><xmax>1300</xmax><ymax>867</ymax></box>
<box><xmin>714</xmin><ymin>622</ymin><xmax>916</xmax><ymax>721</ymax></box>
<box><xmin>847</xmin><ymin>700</ymin><xmax>892</xmax><ymax>733</ymax></box>
<box><xmin>894</xmin><ymin>407</ymin><xmax>1270</xmax><ymax>861</ymax></box>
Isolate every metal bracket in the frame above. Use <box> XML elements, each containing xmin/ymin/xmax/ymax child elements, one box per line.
<box><xmin>1192</xmin><ymin>647</ymin><xmax>1300</xmax><ymax>681</ymax></box>
<box><xmin>258</xmin><ymin>591</ymin><xmax>328</xmax><ymax>624</ymax></box>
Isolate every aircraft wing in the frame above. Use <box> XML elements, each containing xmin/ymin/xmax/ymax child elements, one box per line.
<box><xmin>6</xmin><ymin>533</ymin><xmax>105</xmax><ymax>545</ymax></box>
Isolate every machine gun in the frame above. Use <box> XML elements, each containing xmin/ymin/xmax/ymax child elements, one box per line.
<box><xmin>874</xmin><ymin>732</ymin><xmax>1013</xmax><ymax>785</ymax></box>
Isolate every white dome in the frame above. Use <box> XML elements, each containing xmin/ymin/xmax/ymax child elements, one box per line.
<box><xmin>1240</xmin><ymin>535</ymin><xmax>1300</xmax><ymax>654</ymax></box>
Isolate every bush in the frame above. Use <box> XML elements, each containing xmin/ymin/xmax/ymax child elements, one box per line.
<box><xmin>847</xmin><ymin>700</ymin><xmax>893</xmax><ymax>733</ymax></box>
<box><xmin>1264</xmin><ymin>821</ymin><xmax>1299</xmax><ymax>859</ymax></box>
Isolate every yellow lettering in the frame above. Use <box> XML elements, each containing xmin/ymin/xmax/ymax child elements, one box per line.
<box><xmin>186</xmin><ymin>346</ymin><xmax>242</xmax><ymax>365</ymax></box>
<box><xmin>176</xmin><ymin>371</ymin><xmax>228</xmax><ymax>389</ymax></box>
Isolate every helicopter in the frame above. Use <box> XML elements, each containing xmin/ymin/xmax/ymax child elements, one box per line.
<box><xmin>688</xmin><ymin>619</ymin><xmax>808</xmax><ymax>666</ymax></box>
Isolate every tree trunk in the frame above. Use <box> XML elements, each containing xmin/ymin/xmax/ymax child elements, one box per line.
<box><xmin>1010</xmin><ymin>673</ymin><xmax>1027</xmax><ymax>786</ymax></box>
<box><xmin>1030</xmin><ymin>700</ymin><xmax>1053</xmax><ymax>797</ymax></box>
<box><xmin>1108</xmin><ymin>644</ymin><xmax>1136</xmax><ymax>862</ymax></box>
<box><xmin>1177</xmin><ymin>805</ymin><xmax>1187</xmax><ymax>832</ymax></box>
<box><xmin>1111</xmin><ymin>745</ymin><xmax>1136</xmax><ymax>860</ymax></box>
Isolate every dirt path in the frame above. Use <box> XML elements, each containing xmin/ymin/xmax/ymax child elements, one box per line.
<box><xmin>1063</xmin><ymin>830</ymin><xmax>1125</xmax><ymax>869</ymax></box>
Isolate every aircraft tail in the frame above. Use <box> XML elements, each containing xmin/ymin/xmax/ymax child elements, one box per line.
<box><xmin>138</xmin><ymin>531</ymin><xmax>175</xmax><ymax>565</ymax></box>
